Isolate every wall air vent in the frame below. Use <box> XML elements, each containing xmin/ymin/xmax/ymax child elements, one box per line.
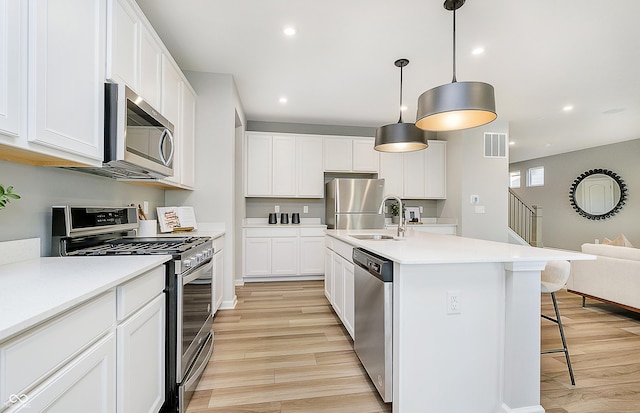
<box><xmin>484</xmin><ymin>132</ymin><xmax>507</xmax><ymax>158</ymax></box>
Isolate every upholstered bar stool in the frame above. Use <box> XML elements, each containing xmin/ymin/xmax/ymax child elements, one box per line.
<box><xmin>541</xmin><ymin>260</ymin><xmax>576</xmax><ymax>385</ymax></box>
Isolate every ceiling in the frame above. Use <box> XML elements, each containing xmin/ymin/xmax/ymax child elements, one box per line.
<box><xmin>136</xmin><ymin>0</ymin><xmax>640</xmax><ymax>162</ymax></box>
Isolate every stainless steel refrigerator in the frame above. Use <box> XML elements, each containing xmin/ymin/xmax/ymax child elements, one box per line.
<box><xmin>325</xmin><ymin>178</ymin><xmax>385</xmax><ymax>229</ymax></box>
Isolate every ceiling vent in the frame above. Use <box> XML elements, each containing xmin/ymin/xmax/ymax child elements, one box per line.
<box><xmin>484</xmin><ymin>132</ymin><xmax>507</xmax><ymax>158</ymax></box>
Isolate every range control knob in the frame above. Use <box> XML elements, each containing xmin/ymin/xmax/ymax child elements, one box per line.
<box><xmin>183</xmin><ymin>258</ymin><xmax>193</xmax><ymax>268</ymax></box>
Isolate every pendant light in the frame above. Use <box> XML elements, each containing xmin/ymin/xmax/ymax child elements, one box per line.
<box><xmin>375</xmin><ymin>59</ymin><xmax>428</xmax><ymax>152</ymax></box>
<box><xmin>415</xmin><ymin>0</ymin><xmax>496</xmax><ymax>132</ymax></box>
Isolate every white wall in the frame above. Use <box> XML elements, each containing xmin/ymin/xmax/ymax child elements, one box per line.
<box><xmin>164</xmin><ymin>71</ymin><xmax>246</xmax><ymax>308</ymax></box>
<box><xmin>0</xmin><ymin>160</ymin><xmax>165</xmax><ymax>255</ymax></box>
<box><xmin>439</xmin><ymin>120</ymin><xmax>510</xmax><ymax>242</ymax></box>
<box><xmin>510</xmin><ymin>138</ymin><xmax>640</xmax><ymax>250</ymax></box>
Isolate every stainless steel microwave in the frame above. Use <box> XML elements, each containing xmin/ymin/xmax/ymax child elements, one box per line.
<box><xmin>62</xmin><ymin>83</ymin><xmax>175</xmax><ymax>180</ymax></box>
<box><xmin>102</xmin><ymin>83</ymin><xmax>175</xmax><ymax>179</ymax></box>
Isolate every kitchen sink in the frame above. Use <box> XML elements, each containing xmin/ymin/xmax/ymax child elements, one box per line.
<box><xmin>350</xmin><ymin>234</ymin><xmax>395</xmax><ymax>240</ymax></box>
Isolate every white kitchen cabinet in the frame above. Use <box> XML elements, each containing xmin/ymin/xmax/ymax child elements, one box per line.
<box><xmin>116</xmin><ymin>294</ymin><xmax>164</xmax><ymax>413</ymax></box>
<box><xmin>1</xmin><ymin>265</ymin><xmax>166</xmax><ymax>413</ymax></box>
<box><xmin>106</xmin><ymin>0</ymin><xmax>139</xmax><ymax>90</ymax></box>
<box><xmin>245</xmin><ymin>134</ymin><xmax>272</xmax><ymax>196</ymax></box>
<box><xmin>323</xmin><ymin>137</ymin><xmax>378</xmax><ymax>173</ymax></box>
<box><xmin>5</xmin><ymin>334</ymin><xmax>116</xmax><ymax>413</ymax></box>
<box><xmin>139</xmin><ymin>25</ymin><xmax>162</xmax><ymax>109</ymax></box>
<box><xmin>272</xmin><ymin>135</ymin><xmax>296</xmax><ymax>196</ymax></box>
<box><xmin>159</xmin><ymin>56</ymin><xmax>183</xmax><ymax>185</ymax></box>
<box><xmin>296</xmin><ymin>136</ymin><xmax>324</xmax><ymax>197</ymax></box>
<box><xmin>324</xmin><ymin>248</ymin><xmax>333</xmax><ymax>302</ymax></box>
<box><xmin>299</xmin><ymin>236</ymin><xmax>325</xmax><ymax>275</ymax></box>
<box><xmin>271</xmin><ymin>237</ymin><xmax>298</xmax><ymax>275</ymax></box>
<box><xmin>0</xmin><ymin>0</ymin><xmax>21</xmax><ymax>139</ymax></box>
<box><xmin>245</xmin><ymin>133</ymin><xmax>323</xmax><ymax>198</ymax></box>
<box><xmin>331</xmin><ymin>253</ymin><xmax>345</xmax><ymax>320</ymax></box>
<box><xmin>178</xmin><ymin>85</ymin><xmax>197</xmax><ymax>188</ymax></box>
<box><xmin>299</xmin><ymin>228</ymin><xmax>325</xmax><ymax>275</ymax></box>
<box><xmin>323</xmin><ymin>137</ymin><xmax>352</xmax><ymax>171</ymax></box>
<box><xmin>342</xmin><ymin>259</ymin><xmax>355</xmax><ymax>336</ymax></box>
<box><xmin>244</xmin><ymin>237</ymin><xmax>272</xmax><ymax>277</ymax></box>
<box><xmin>352</xmin><ymin>138</ymin><xmax>379</xmax><ymax>172</ymax></box>
<box><xmin>379</xmin><ymin>140</ymin><xmax>447</xmax><ymax>199</ymax></box>
<box><xmin>324</xmin><ymin>236</ymin><xmax>355</xmax><ymax>339</ymax></box>
<box><xmin>379</xmin><ymin>152</ymin><xmax>404</xmax><ymax>197</ymax></box>
<box><xmin>212</xmin><ymin>236</ymin><xmax>225</xmax><ymax>314</ymax></box>
<box><xmin>243</xmin><ymin>226</ymin><xmax>326</xmax><ymax>280</ymax></box>
<box><xmin>27</xmin><ymin>0</ymin><xmax>106</xmax><ymax>165</ymax></box>
<box><xmin>0</xmin><ymin>290</ymin><xmax>116</xmax><ymax>412</ymax></box>
<box><xmin>244</xmin><ymin>233</ymin><xmax>297</xmax><ymax>277</ymax></box>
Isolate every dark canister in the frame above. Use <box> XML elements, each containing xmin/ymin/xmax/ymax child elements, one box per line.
<box><xmin>291</xmin><ymin>213</ymin><xmax>300</xmax><ymax>224</ymax></box>
<box><xmin>268</xmin><ymin>213</ymin><xmax>277</xmax><ymax>224</ymax></box>
<box><xmin>280</xmin><ymin>213</ymin><xmax>289</xmax><ymax>224</ymax></box>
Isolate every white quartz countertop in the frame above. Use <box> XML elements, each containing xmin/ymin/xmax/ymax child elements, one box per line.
<box><xmin>0</xmin><ymin>255</ymin><xmax>170</xmax><ymax>343</ymax></box>
<box><xmin>326</xmin><ymin>229</ymin><xmax>595</xmax><ymax>265</ymax></box>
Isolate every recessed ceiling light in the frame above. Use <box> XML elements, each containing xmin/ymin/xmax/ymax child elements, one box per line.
<box><xmin>545</xmin><ymin>143</ymin><xmax>552</xmax><ymax>147</ymax></box>
<box><xmin>562</xmin><ymin>105</ymin><xmax>574</xmax><ymax>112</ymax></box>
<box><xmin>509</xmin><ymin>141</ymin><xmax>515</xmax><ymax>146</ymax></box>
<box><xmin>283</xmin><ymin>26</ymin><xmax>296</xmax><ymax>36</ymax></box>
<box><xmin>472</xmin><ymin>47</ymin><xmax>485</xmax><ymax>55</ymax></box>
<box><xmin>279</xmin><ymin>97</ymin><xmax>288</xmax><ymax>104</ymax></box>
<box><xmin>400</xmin><ymin>105</ymin><xmax>408</xmax><ymax>112</ymax></box>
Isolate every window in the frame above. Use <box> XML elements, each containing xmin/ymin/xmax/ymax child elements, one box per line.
<box><xmin>509</xmin><ymin>171</ymin><xmax>521</xmax><ymax>188</ymax></box>
<box><xmin>527</xmin><ymin>166</ymin><xmax>544</xmax><ymax>187</ymax></box>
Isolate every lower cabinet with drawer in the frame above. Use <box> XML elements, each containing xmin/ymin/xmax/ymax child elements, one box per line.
<box><xmin>0</xmin><ymin>266</ymin><xmax>166</xmax><ymax>413</ymax></box>
<box><xmin>324</xmin><ymin>236</ymin><xmax>355</xmax><ymax>339</ymax></box>
<box><xmin>243</xmin><ymin>226</ymin><xmax>326</xmax><ymax>281</ymax></box>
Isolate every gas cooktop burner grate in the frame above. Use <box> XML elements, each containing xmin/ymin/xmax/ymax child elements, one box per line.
<box><xmin>67</xmin><ymin>236</ymin><xmax>209</xmax><ymax>256</ymax></box>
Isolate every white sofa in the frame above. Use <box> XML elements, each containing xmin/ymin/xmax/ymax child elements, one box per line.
<box><xmin>567</xmin><ymin>243</ymin><xmax>640</xmax><ymax>312</ymax></box>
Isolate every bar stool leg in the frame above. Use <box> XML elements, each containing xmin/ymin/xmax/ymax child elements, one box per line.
<box><xmin>552</xmin><ymin>292</ymin><xmax>576</xmax><ymax>385</ymax></box>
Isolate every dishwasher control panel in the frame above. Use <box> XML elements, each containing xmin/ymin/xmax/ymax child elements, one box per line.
<box><xmin>353</xmin><ymin>248</ymin><xmax>393</xmax><ymax>282</ymax></box>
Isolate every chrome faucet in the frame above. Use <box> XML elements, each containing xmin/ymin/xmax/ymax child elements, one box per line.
<box><xmin>379</xmin><ymin>195</ymin><xmax>405</xmax><ymax>238</ymax></box>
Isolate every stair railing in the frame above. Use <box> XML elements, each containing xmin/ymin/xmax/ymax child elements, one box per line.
<box><xmin>508</xmin><ymin>188</ymin><xmax>543</xmax><ymax>247</ymax></box>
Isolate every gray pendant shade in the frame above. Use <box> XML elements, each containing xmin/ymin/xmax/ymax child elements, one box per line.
<box><xmin>374</xmin><ymin>58</ymin><xmax>428</xmax><ymax>153</ymax></box>
<box><xmin>415</xmin><ymin>0</ymin><xmax>497</xmax><ymax>132</ymax></box>
<box><xmin>375</xmin><ymin>122</ymin><xmax>428</xmax><ymax>153</ymax></box>
<box><xmin>415</xmin><ymin>81</ymin><xmax>496</xmax><ymax>131</ymax></box>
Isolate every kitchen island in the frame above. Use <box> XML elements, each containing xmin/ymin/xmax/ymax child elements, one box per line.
<box><xmin>325</xmin><ymin>229</ymin><xmax>594</xmax><ymax>413</ymax></box>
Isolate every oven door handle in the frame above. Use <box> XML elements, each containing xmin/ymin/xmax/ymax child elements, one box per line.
<box><xmin>182</xmin><ymin>260</ymin><xmax>213</xmax><ymax>285</ymax></box>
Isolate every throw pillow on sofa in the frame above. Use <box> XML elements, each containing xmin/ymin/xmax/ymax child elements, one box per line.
<box><xmin>602</xmin><ymin>233</ymin><xmax>634</xmax><ymax>248</ymax></box>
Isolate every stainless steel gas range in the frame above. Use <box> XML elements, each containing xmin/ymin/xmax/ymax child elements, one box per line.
<box><xmin>52</xmin><ymin>206</ymin><xmax>214</xmax><ymax>413</ymax></box>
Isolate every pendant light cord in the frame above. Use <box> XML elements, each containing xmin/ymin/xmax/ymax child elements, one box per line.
<box><xmin>398</xmin><ymin>64</ymin><xmax>404</xmax><ymax>123</ymax></box>
<box><xmin>451</xmin><ymin>2</ymin><xmax>457</xmax><ymax>83</ymax></box>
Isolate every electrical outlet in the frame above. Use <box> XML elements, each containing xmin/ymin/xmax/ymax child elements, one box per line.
<box><xmin>143</xmin><ymin>201</ymin><xmax>149</xmax><ymax>214</ymax></box>
<box><xmin>447</xmin><ymin>291</ymin><xmax>461</xmax><ymax>314</ymax></box>
<box><xmin>303</xmin><ymin>206</ymin><xmax>309</xmax><ymax>214</ymax></box>
<box><xmin>274</xmin><ymin>205</ymin><xmax>280</xmax><ymax>213</ymax></box>
<box><xmin>470</xmin><ymin>195</ymin><xmax>479</xmax><ymax>204</ymax></box>
<box><xmin>419</xmin><ymin>206</ymin><xmax>423</xmax><ymax>213</ymax></box>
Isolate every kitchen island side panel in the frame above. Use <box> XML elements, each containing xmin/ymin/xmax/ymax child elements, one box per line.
<box><xmin>393</xmin><ymin>262</ymin><xmax>505</xmax><ymax>413</ymax></box>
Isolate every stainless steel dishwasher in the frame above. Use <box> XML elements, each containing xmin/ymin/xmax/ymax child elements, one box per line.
<box><xmin>353</xmin><ymin>248</ymin><xmax>393</xmax><ymax>403</ymax></box>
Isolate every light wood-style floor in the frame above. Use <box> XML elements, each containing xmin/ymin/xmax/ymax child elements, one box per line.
<box><xmin>186</xmin><ymin>281</ymin><xmax>640</xmax><ymax>413</ymax></box>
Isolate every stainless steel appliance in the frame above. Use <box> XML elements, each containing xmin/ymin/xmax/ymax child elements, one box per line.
<box><xmin>51</xmin><ymin>206</ymin><xmax>213</xmax><ymax>413</ymax></box>
<box><xmin>325</xmin><ymin>178</ymin><xmax>385</xmax><ymax>229</ymax></box>
<box><xmin>353</xmin><ymin>248</ymin><xmax>393</xmax><ymax>403</ymax></box>
<box><xmin>65</xmin><ymin>83</ymin><xmax>175</xmax><ymax>179</ymax></box>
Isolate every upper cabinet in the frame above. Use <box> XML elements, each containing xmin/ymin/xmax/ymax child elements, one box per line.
<box><xmin>1</xmin><ymin>0</ymin><xmax>106</xmax><ymax>167</ymax></box>
<box><xmin>245</xmin><ymin>133</ymin><xmax>324</xmax><ymax>198</ymax></box>
<box><xmin>324</xmin><ymin>137</ymin><xmax>379</xmax><ymax>173</ymax></box>
<box><xmin>0</xmin><ymin>0</ymin><xmax>196</xmax><ymax>185</ymax></box>
<box><xmin>379</xmin><ymin>140</ymin><xmax>447</xmax><ymax>199</ymax></box>
<box><xmin>0</xmin><ymin>0</ymin><xmax>21</xmax><ymax>138</ymax></box>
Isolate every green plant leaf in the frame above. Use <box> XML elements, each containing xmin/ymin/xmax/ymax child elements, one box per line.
<box><xmin>6</xmin><ymin>193</ymin><xmax>20</xmax><ymax>199</ymax></box>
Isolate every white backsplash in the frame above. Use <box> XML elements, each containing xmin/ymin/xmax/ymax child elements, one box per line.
<box><xmin>0</xmin><ymin>238</ymin><xmax>41</xmax><ymax>265</ymax></box>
